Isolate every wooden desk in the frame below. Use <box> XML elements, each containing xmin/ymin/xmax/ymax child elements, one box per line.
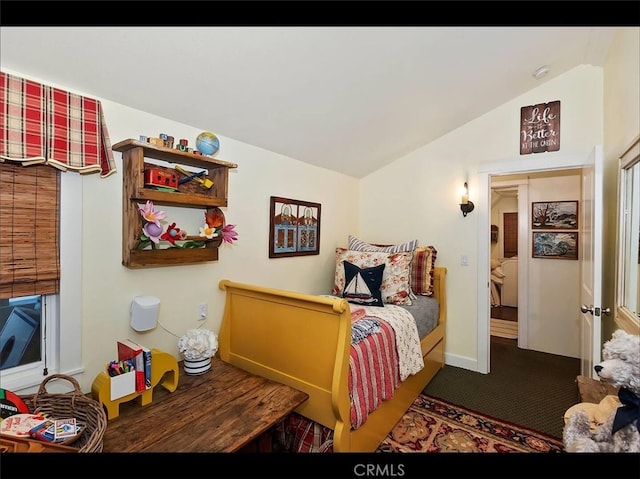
<box><xmin>101</xmin><ymin>357</ymin><xmax>308</xmax><ymax>452</ymax></box>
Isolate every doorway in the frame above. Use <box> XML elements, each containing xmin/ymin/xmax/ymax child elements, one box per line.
<box><xmin>489</xmin><ymin>186</ymin><xmax>519</xmax><ymax>340</ymax></box>
<box><xmin>476</xmin><ymin>154</ymin><xmax>595</xmax><ymax>375</ymax></box>
<box><xmin>488</xmin><ymin>170</ymin><xmax>583</xmax><ymax>358</ymax></box>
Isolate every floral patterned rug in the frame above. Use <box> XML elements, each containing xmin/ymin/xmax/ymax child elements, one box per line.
<box><xmin>377</xmin><ymin>394</ymin><xmax>564</xmax><ymax>453</ymax></box>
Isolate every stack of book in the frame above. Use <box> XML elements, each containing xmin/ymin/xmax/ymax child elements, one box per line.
<box><xmin>115</xmin><ymin>339</ymin><xmax>152</xmax><ymax>393</ymax></box>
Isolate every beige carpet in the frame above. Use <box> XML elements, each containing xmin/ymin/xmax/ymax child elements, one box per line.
<box><xmin>377</xmin><ymin>394</ymin><xmax>563</xmax><ymax>453</ymax></box>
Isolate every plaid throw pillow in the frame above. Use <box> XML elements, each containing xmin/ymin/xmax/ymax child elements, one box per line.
<box><xmin>410</xmin><ymin>246</ymin><xmax>438</xmax><ymax>296</ymax></box>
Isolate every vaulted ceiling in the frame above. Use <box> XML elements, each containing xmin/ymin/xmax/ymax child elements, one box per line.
<box><xmin>0</xmin><ymin>27</ymin><xmax>619</xmax><ymax>178</ymax></box>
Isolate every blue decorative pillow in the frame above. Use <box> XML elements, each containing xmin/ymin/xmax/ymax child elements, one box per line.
<box><xmin>342</xmin><ymin>261</ymin><xmax>385</xmax><ymax>307</ymax></box>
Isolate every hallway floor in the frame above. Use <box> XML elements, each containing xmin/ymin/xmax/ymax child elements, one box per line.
<box><xmin>490</xmin><ymin>305</ymin><xmax>517</xmax><ymax>321</ymax></box>
<box><xmin>490</xmin><ymin>306</ymin><xmax>518</xmax><ymax>339</ymax></box>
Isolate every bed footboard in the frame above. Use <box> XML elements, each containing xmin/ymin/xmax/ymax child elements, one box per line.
<box><xmin>218</xmin><ymin>267</ymin><xmax>447</xmax><ymax>452</ymax></box>
<box><xmin>217</xmin><ymin>281</ymin><xmax>353</xmax><ymax>443</ymax></box>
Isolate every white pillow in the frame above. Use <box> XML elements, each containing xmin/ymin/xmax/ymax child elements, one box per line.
<box><xmin>492</xmin><ymin>266</ymin><xmax>506</xmax><ymax>279</ymax></box>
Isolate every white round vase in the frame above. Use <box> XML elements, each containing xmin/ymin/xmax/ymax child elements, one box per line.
<box><xmin>183</xmin><ymin>356</ymin><xmax>212</xmax><ymax>375</ymax></box>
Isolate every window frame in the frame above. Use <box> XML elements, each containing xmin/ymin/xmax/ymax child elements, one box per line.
<box><xmin>0</xmin><ymin>172</ymin><xmax>83</xmax><ymax>393</ymax></box>
<box><xmin>0</xmin><ymin>294</ymin><xmax>58</xmax><ymax>384</ymax></box>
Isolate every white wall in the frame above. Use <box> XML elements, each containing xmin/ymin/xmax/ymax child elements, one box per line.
<box><xmin>2</xmin><ymin>68</ymin><xmax>361</xmax><ymax>392</ymax></box>
<box><xmin>81</xmin><ymin>102</ymin><xmax>362</xmax><ymax>391</ymax></box>
<box><xmin>360</xmin><ymin>65</ymin><xmax>604</xmax><ymax>368</ymax></box>
<box><xmin>526</xmin><ymin>175</ymin><xmax>581</xmax><ymax>358</ymax></box>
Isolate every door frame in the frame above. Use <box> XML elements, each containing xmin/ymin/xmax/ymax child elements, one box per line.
<box><xmin>579</xmin><ymin>146</ymin><xmax>604</xmax><ymax>378</ymax></box>
<box><xmin>476</xmin><ymin>152</ymin><xmax>597</xmax><ymax>374</ymax></box>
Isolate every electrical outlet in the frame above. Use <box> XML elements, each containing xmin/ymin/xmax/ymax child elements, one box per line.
<box><xmin>198</xmin><ymin>303</ymin><xmax>208</xmax><ymax>320</ymax></box>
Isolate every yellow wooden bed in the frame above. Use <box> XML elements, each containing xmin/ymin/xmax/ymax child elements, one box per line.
<box><xmin>218</xmin><ymin>266</ymin><xmax>447</xmax><ymax>452</ymax></box>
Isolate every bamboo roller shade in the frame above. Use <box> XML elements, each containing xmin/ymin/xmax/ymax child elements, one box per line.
<box><xmin>0</xmin><ymin>162</ymin><xmax>60</xmax><ymax>299</ymax></box>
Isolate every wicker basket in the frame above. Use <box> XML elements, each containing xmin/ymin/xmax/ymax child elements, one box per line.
<box><xmin>20</xmin><ymin>374</ymin><xmax>107</xmax><ymax>452</ymax></box>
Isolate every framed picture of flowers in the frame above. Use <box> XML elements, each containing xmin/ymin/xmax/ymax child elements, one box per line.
<box><xmin>269</xmin><ymin>196</ymin><xmax>321</xmax><ymax>258</ymax></box>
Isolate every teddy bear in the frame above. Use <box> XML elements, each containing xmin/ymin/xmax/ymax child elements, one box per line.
<box><xmin>563</xmin><ymin>329</ymin><xmax>640</xmax><ymax>452</ymax></box>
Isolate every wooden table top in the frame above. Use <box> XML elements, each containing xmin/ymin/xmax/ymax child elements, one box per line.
<box><xmin>101</xmin><ymin>357</ymin><xmax>308</xmax><ymax>452</ymax></box>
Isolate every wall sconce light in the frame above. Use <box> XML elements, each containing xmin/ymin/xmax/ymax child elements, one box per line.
<box><xmin>460</xmin><ymin>182</ymin><xmax>475</xmax><ymax>217</ymax></box>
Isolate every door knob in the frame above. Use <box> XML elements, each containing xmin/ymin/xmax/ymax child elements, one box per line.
<box><xmin>581</xmin><ymin>305</ymin><xmax>611</xmax><ymax>316</ymax></box>
<box><xmin>581</xmin><ymin>304</ymin><xmax>594</xmax><ymax>314</ymax></box>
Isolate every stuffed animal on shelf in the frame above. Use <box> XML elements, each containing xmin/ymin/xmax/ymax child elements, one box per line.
<box><xmin>563</xmin><ymin>329</ymin><xmax>640</xmax><ymax>452</ymax></box>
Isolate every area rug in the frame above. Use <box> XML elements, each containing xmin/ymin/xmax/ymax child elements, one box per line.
<box><xmin>377</xmin><ymin>394</ymin><xmax>564</xmax><ymax>453</ymax></box>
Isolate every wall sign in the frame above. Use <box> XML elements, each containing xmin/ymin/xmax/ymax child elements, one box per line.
<box><xmin>520</xmin><ymin>100</ymin><xmax>560</xmax><ymax>155</ymax></box>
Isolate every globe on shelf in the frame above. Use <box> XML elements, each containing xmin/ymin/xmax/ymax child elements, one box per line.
<box><xmin>195</xmin><ymin>131</ymin><xmax>220</xmax><ymax>157</ymax></box>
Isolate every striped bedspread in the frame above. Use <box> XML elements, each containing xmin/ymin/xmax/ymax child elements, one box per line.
<box><xmin>351</xmin><ymin>304</ymin><xmax>424</xmax><ymax>381</ymax></box>
<box><xmin>349</xmin><ymin>304</ymin><xmax>424</xmax><ymax>428</ymax></box>
<box><xmin>349</xmin><ymin>319</ymin><xmax>399</xmax><ymax>428</ymax></box>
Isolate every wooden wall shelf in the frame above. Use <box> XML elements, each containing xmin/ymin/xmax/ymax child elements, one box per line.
<box><xmin>113</xmin><ymin>139</ymin><xmax>237</xmax><ymax>268</ymax></box>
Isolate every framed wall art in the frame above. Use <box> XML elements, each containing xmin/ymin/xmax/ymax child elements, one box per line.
<box><xmin>532</xmin><ymin>231</ymin><xmax>578</xmax><ymax>260</ymax></box>
<box><xmin>531</xmin><ymin>201</ymin><xmax>578</xmax><ymax>230</ymax></box>
<box><xmin>269</xmin><ymin>196</ymin><xmax>321</xmax><ymax>258</ymax></box>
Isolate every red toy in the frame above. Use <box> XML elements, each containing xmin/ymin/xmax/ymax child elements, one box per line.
<box><xmin>144</xmin><ymin>168</ymin><xmax>178</xmax><ymax>190</ymax></box>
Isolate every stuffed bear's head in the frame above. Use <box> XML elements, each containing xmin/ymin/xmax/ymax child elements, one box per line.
<box><xmin>594</xmin><ymin>329</ymin><xmax>640</xmax><ymax>395</ymax></box>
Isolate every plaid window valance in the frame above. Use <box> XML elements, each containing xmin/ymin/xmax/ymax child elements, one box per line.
<box><xmin>0</xmin><ymin>71</ymin><xmax>116</xmax><ymax>178</ymax></box>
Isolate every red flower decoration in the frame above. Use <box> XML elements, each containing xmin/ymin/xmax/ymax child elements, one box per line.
<box><xmin>161</xmin><ymin>222</ymin><xmax>182</xmax><ymax>245</ymax></box>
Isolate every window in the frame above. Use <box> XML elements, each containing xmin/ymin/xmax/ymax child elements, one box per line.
<box><xmin>0</xmin><ymin>172</ymin><xmax>82</xmax><ymax>393</ymax></box>
<box><xmin>0</xmin><ymin>71</ymin><xmax>110</xmax><ymax>392</ymax></box>
<box><xmin>0</xmin><ymin>296</ymin><xmax>43</xmax><ymax>369</ymax></box>
<box><xmin>0</xmin><ymin>294</ymin><xmax>58</xmax><ymax>383</ymax></box>
<box><xmin>616</xmin><ymin>137</ymin><xmax>640</xmax><ymax>334</ymax></box>
<box><xmin>503</xmin><ymin>212</ymin><xmax>518</xmax><ymax>258</ymax></box>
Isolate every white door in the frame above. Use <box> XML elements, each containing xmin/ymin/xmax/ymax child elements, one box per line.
<box><xmin>579</xmin><ymin>145</ymin><xmax>604</xmax><ymax>378</ymax></box>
